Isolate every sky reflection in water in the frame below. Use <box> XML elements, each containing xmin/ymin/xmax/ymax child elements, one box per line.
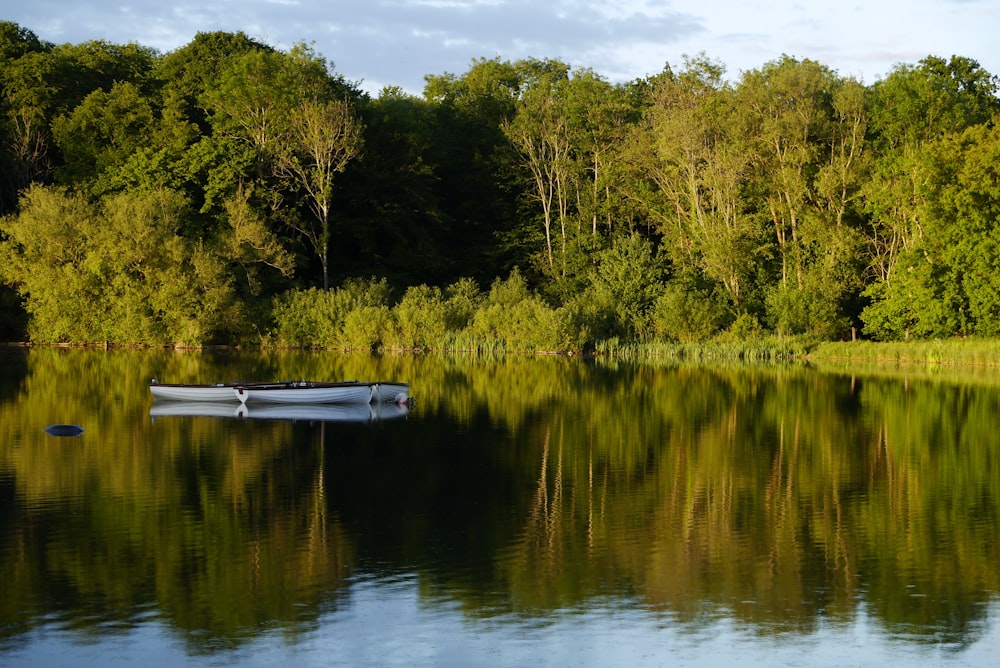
<box><xmin>9</xmin><ymin>581</ymin><xmax>999</xmax><ymax>667</ymax></box>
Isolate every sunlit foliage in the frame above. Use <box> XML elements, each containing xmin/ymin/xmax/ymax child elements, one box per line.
<box><xmin>1</xmin><ymin>21</ymin><xmax>999</xmax><ymax>348</ymax></box>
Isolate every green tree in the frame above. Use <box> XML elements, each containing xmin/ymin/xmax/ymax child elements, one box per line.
<box><xmin>337</xmin><ymin>87</ymin><xmax>448</xmax><ymax>286</ymax></box>
<box><xmin>589</xmin><ymin>233</ymin><xmax>665</xmax><ymax>339</ymax></box>
<box><xmin>860</xmin><ymin>56</ymin><xmax>999</xmax><ymax>339</ymax></box>
<box><xmin>1</xmin><ymin>32</ymin><xmax>160</xmax><ymax>204</ymax></box>
<box><xmin>627</xmin><ymin>55</ymin><xmax>763</xmax><ymax>311</ymax></box>
<box><xmin>51</xmin><ymin>39</ymin><xmax>159</xmax><ymax>106</ymax></box>
<box><xmin>277</xmin><ymin>96</ymin><xmax>363</xmax><ymax>291</ymax></box>
<box><xmin>207</xmin><ymin>49</ymin><xmax>298</xmax><ymax>182</ymax></box>
<box><xmin>502</xmin><ymin>59</ymin><xmax>573</xmax><ymax>278</ymax></box>
<box><xmin>51</xmin><ymin>81</ymin><xmax>158</xmax><ymax>188</ymax></box>
<box><xmin>862</xmin><ymin>124</ymin><xmax>1000</xmax><ymax>339</ymax></box>
<box><xmin>862</xmin><ymin>55</ymin><xmax>999</xmax><ymax>285</ymax></box>
<box><xmin>737</xmin><ymin>56</ymin><xmax>831</xmax><ymax>291</ymax></box>
<box><xmin>155</xmin><ymin>31</ymin><xmax>273</xmax><ymax>134</ymax></box>
<box><xmin>502</xmin><ymin>60</ymin><xmax>636</xmax><ymax>298</ymax></box>
<box><xmin>206</xmin><ymin>44</ymin><xmax>363</xmax><ymax>290</ymax></box>
<box><xmin>0</xmin><ymin>185</ymin><xmax>97</xmax><ymax>341</ymax></box>
<box><xmin>0</xmin><ymin>185</ymin><xmax>244</xmax><ymax>344</ymax></box>
<box><xmin>153</xmin><ymin>31</ymin><xmax>273</xmax><ymax>219</ymax></box>
<box><xmin>735</xmin><ymin>56</ymin><xmax>868</xmax><ymax>336</ymax></box>
<box><xmin>0</xmin><ymin>22</ymin><xmax>53</xmax><ymax>213</ymax></box>
<box><xmin>562</xmin><ymin>70</ymin><xmax>632</xmax><ymax>242</ymax></box>
<box><xmin>97</xmin><ymin>187</ymin><xmax>239</xmax><ymax>344</ymax></box>
<box><xmin>424</xmin><ymin>58</ymin><xmax>523</xmax><ymax>284</ymax></box>
<box><xmin>219</xmin><ymin>184</ymin><xmax>295</xmax><ymax>297</ymax></box>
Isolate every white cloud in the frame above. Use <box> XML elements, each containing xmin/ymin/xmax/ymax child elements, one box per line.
<box><xmin>4</xmin><ymin>0</ymin><xmax>998</xmax><ymax>94</ymax></box>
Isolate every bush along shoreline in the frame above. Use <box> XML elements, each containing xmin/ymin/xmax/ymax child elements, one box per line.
<box><xmin>6</xmin><ymin>271</ymin><xmax>999</xmax><ymax>370</ymax></box>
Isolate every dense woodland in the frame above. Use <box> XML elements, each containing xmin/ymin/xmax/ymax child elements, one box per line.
<box><xmin>1</xmin><ymin>21</ymin><xmax>999</xmax><ymax>350</ymax></box>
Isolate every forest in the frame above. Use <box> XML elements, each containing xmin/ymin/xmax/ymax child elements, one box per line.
<box><xmin>1</xmin><ymin>20</ymin><xmax>999</xmax><ymax>351</ymax></box>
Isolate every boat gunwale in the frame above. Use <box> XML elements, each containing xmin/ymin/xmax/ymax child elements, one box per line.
<box><xmin>150</xmin><ymin>380</ymin><xmax>370</xmax><ymax>390</ymax></box>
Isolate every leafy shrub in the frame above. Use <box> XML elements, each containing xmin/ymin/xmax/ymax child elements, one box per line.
<box><xmin>766</xmin><ymin>279</ymin><xmax>849</xmax><ymax>339</ymax></box>
<box><xmin>651</xmin><ymin>280</ymin><xmax>731</xmax><ymax>343</ymax></box>
<box><xmin>269</xmin><ymin>288</ymin><xmax>335</xmax><ymax>347</ymax></box>
<box><xmin>469</xmin><ymin>271</ymin><xmax>561</xmax><ymax>352</ymax></box>
<box><xmin>590</xmin><ymin>234</ymin><xmax>665</xmax><ymax>340</ymax></box>
<box><xmin>555</xmin><ymin>291</ymin><xmax>614</xmax><ymax>352</ymax></box>
<box><xmin>486</xmin><ymin>267</ymin><xmax>533</xmax><ymax>307</ymax></box>
<box><xmin>719</xmin><ymin>312</ymin><xmax>765</xmax><ymax>341</ymax></box>
<box><xmin>268</xmin><ymin>277</ymin><xmax>391</xmax><ymax>348</ymax></box>
<box><xmin>443</xmin><ymin>278</ymin><xmax>485</xmax><ymax>330</ymax></box>
<box><xmin>388</xmin><ymin>284</ymin><xmax>449</xmax><ymax>350</ymax></box>
<box><xmin>343</xmin><ymin>305</ymin><xmax>393</xmax><ymax>352</ymax></box>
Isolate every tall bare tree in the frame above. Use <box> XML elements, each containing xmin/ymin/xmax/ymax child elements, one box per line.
<box><xmin>502</xmin><ymin>59</ymin><xmax>575</xmax><ymax>277</ymax></box>
<box><xmin>277</xmin><ymin>97</ymin><xmax>362</xmax><ymax>290</ymax></box>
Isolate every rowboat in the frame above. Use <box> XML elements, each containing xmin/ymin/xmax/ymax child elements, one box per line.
<box><xmin>149</xmin><ymin>379</ymin><xmax>411</xmax><ymax>405</ymax></box>
<box><xmin>234</xmin><ymin>381</ymin><xmax>374</xmax><ymax>405</ymax></box>
<box><xmin>149</xmin><ymin>380</ymin><xmax>291</xmax><ymax>402</ymax></box>
<box><xmin>149</xmin><ymin>381</ymin><xmax>248</xmax><ymax>402</ymax></box>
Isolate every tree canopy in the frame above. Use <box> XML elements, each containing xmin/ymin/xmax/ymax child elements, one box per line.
<box><xmin>1</xmin><ymin>21</ymin><xmax>998</xmax><ymax>347</ymax></box>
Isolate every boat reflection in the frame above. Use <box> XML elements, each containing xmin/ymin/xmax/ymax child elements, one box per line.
<box><xmin>150</xmin><ymin>400</ymin><xmax>410</xmax><ymax>423</ymax></box>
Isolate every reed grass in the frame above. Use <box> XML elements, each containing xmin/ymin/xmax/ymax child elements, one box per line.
<box><xmin>595</xmin><ymin>337</ymin><xmax>1000</xmax><ymax>369</ymax></box>
<box><xmin>593</xmin><ymin>337</ymin><xmax>813</xmax><ymax>362</ymax></box>
<box><xmin>808</xmin><ymin>338</ymin><xmax>1000</xmax><ymax>368</ymax></box>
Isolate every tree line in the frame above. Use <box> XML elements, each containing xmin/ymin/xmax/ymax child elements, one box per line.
<box><xmin>1</xmin><ymin>21</ymin><xmax>998</xmax><ymax>348</ymax></box>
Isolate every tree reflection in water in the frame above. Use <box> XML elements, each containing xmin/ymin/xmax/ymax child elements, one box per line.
<box><xmin>1</xmin><ymin>347</ymin><xmax>998</xmax><ymax>662</ymax></box>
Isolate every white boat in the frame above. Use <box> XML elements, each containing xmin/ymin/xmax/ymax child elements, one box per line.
<box><xmin>150</xmin><ymin>379</ymin><xmax>411</xmax><ymax>405</ymax></box>
<box><xmin>148</xmin><ymin>380</ymin><xmax>271</xmax><ymax>402</ymax></box>
<box><xmin>371</xmin><ymin>381</ymin><xmax>411</xmax><ymax>404</ymax></box>
<box><xmin>234</xmin><ymin>381</ymin><xmax>374</xmax><ymax>404</ymax></box>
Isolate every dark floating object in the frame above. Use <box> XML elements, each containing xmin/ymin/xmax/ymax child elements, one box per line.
<box><xmin>44</xmin><ymin>424</ymin><xmax>85</xmax><ymax>437</ymax></box>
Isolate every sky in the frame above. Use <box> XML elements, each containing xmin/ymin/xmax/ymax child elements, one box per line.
<box><xmin>6</xmin><ymin>0</ymin><xmax>1000</xmax><ymax>95</ymax></box>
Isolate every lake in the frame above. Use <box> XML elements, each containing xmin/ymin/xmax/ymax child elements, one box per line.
<box><xmin>1</xmin><ymin>347</ymin><xmax>998</xmax><ymax>666</ymax></box>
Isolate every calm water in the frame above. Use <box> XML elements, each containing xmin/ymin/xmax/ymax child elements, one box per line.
<box><xmin>1</xmin><ymin>347</ymin><xmax>999</xmax><ymax>667</ymax></box>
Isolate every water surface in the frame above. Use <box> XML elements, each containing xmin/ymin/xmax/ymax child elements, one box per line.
<box><xmin>1</xmin><ymin>348</ymin><xmax>998</xmax><ymax>666</ymax></box>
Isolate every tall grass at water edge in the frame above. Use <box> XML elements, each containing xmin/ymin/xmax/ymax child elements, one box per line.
<box><xmin>593</xmin><ymin>337</ymin><xmax>1000</xmax><ymax>369</ymax></box>
<box><xmin>809</xmin><ymin>339</ymin><xmax>1000</xmax><ymax>368</ymax></box>
<box><xmin>593</xmin><ymin>337</ymin><xmax>812</xmax><ymax>362</ymax></box>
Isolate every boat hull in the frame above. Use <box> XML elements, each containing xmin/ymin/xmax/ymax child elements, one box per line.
<box><xmin>372</xmin><ymin>382</ymin><xmax>411</xmax><ymax>403</ymax></box>
<box><xmin>149</xmin><ymin>383</ymin><xmax>244</xmax><ymax>402</ymax></box>
<box><xmin>234</xmin><ymin>382</ymin><xmax>374</xmax><ymax>404</ymax></box>
<box><xmin>150</xmin><ymin>380</ymin><xmax>408</xmax><ymax>405</ymax></box>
